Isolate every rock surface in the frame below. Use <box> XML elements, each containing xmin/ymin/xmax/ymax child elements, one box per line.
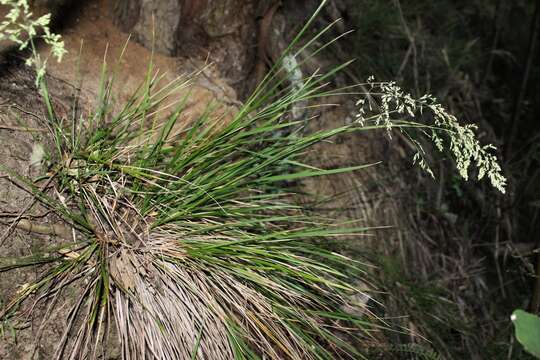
<box><xmin>112</xmin><ymin>0</ymin><xmax>258</xmax><ymax>84</ymax></box>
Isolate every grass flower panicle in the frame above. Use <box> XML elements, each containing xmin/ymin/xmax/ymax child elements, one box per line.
<box><xmin>0</xmin><ymin>0</ymin><xmax>67</xmax><ymax>85</ymax></box>
<box><xmin>355</xmin><ymin>77</ymin><xmax>507</xmax><ymax>193</ymax></box>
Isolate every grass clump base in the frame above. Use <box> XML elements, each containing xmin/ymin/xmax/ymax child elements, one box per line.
<box><xmin>0</xmin><ymin>38</ymin><xmax>379</xmax><ymax>360</ymax></box>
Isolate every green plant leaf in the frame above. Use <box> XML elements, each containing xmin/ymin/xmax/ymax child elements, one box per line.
<box><xmin>512</xmin><ymin>309</ymin><xmax>540</xmax><ymax>358</ymax></box>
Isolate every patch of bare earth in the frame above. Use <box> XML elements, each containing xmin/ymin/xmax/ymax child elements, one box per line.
<box><xmin>0</xmin><ymin>67</ymin><xmax>81</xmax><ymax>359</ymax></box>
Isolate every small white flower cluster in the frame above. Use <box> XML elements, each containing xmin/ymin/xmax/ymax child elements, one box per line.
<box><xmin>355</xmin><ymin>77</ymin><xmax>507</xmax><ymax>193</ymax></box>
<box><xmin>0</xmin><ymin>0</ymin><xmax>66</xmax><ymax>85</ymax></box>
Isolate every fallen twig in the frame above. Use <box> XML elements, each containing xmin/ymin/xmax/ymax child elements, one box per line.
<box><xmin>0</xmin><ymin>125</ymin><xmax>47</xmax><ymax>132</ymax></box>
<box><xmin>0</xmin><ymin>172</ymin><xmax>57</xmax><ymax>246</ymax></box>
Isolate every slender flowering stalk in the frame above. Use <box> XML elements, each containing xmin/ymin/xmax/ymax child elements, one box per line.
<box><xmin>0</xmin><ymin>0</ymin><xmax>66</xmax><ymax>85</ymax></box>
<box><xmin>355</xmin><ymin>77</ymin><xmax>507</xmax><ymax>193</ymax></box>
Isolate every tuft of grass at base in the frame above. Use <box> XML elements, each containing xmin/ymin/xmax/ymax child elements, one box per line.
<box><xmin>0</xmin><ymin>3</ymin><xmax>383</xmax><ymax>359</ymax></box>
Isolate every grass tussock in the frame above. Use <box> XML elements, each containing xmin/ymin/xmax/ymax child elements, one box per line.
<box><xmin>0</xmin><ymin>6</ymin><xmax>382</xmax><ymax>358</ymax></box>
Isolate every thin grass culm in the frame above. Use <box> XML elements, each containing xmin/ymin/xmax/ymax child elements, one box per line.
<box><xmin>0</xmin><ymin>0</ymin><xmax>506</xmax><ymax>359</ymax></box>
